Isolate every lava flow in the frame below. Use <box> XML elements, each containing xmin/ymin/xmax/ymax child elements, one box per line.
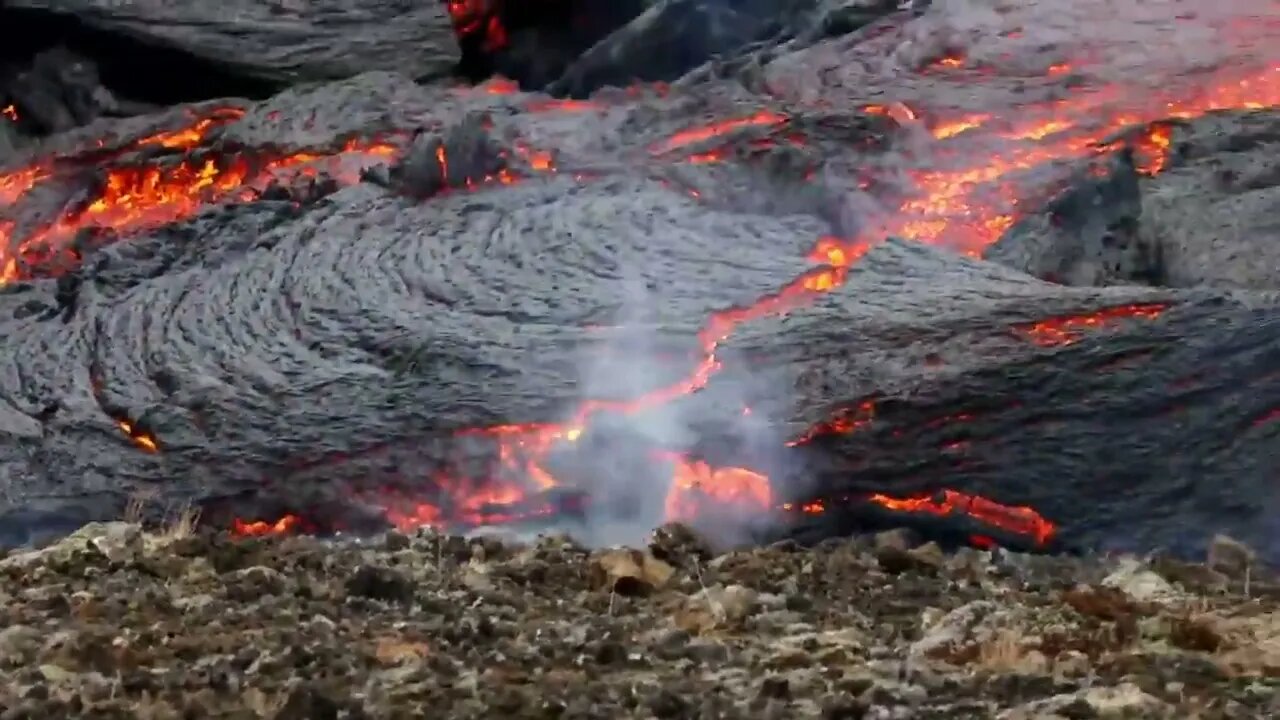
<box><xmin>0</xmin><ymin>111</ymin><xmax>396</xmax><ymax>285</ymax></box>
<box><xmin>347</xmin><ymin>58</ymin><xmax>1280</xmax><ymax>547</ymax></box>
<box><xmin>6</xmin><ymin>18</ymin><xmax>1267</xmax><ymax>548</ymax></box>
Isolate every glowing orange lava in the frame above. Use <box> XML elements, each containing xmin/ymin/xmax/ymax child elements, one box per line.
<box><xmin>395</xmin><ymin>61</ymin><xmax>1280</xmax><ymax>546</ymax></box>
<box><xmin>0</xmin><ymin>129</ymin><xmax>396</xmax><ymax>285</ymax></box>
<box><xmin>233</xmin><ymin>514</ymin><xmax>303</xmax><ymax>537</ymax></box>
<box><xmin>11</xmin><ymin>39</ymin><xmax>1261</xmax><ymax>545</ymax></box>
<box><xmin>868</xmin><ymin>490</ymin><xmax>1056</xmax><ymax>546</ymax></box>
<box><xmin>273</xmin><ymin>61</ymin><xmax>1277</xmax><ymax>544</ymax></box>
<box><xmin>1012</xmin><ymin>304</ymin><xmax>1170</xmax><ymax>347</ymax></box>
<box><xmin>662</xmin><ymin>455</ymin><xmax>773</xmax><ymax>522</ymax></box>
<box><xmin>650</xmin><ymin>110</ymin><xmax>788</xmax><ymax>155</ymax></box>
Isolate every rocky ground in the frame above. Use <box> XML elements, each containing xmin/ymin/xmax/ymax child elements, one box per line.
<box><xmin>0</xmin><ymin>522</ymin><xmax>1276</xmax><ymax>719</ymax></box>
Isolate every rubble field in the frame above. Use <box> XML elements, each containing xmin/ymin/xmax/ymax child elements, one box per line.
<box><xmin>0</xmin><ymin>522</ymin><xmax>1276</xmax><ymax>719</ymax></box>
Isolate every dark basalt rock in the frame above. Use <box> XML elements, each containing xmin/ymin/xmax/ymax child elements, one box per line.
<box><xmin>0</xmin><ymin>2</ymin><xmax>1278</xmax><ymax>567</ymax></box>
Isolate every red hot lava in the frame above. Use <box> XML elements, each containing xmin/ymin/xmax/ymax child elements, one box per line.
<box><xmin>0</xmin><ymin>111</ymin><xmax>397</xmax><ymax>285</ymax></box>
<box><xmin>341</xmin><ymin>57</ymin><xmax>1278</xmax><ymax>546</ymax></box>
<box><xmin>3</xmin><ymin>30</ymin><xmax>1274</xmax><ymax>546</ymax></box>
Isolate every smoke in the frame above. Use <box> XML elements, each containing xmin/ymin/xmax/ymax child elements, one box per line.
<box><xmin>568</xmin><ymin>273</ymin><xmax>786</xmax><ymax>550</ymax></box>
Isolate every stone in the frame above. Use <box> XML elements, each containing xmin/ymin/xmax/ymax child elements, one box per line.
<box><xmin>1207</xmin><ymin>534</ymin><xmax>1257</xmax><ymax>577</ymax></box>
<box><xmin>589</xmin><ymin>548</ymin><xmax>675</xmax><ymax>596</ymax></box>
<box><xmin>0</xmin><ymin>625</ymin><xmax>42</xmax><ymax>664</ymax></box>
<box><xmin>1101</xmin><ymin>558</ymin><xmax>1181</xmax><ymax>603</ymax></box>
<box><xmin>873</xmin><ymin>528</ymin><xmax>922</xmax><ymax>553</ymax></box>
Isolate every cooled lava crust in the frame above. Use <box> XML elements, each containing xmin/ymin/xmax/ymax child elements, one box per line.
<box><xmin>1</xmin><ymin>0</ymin><xmax>1280</xmax><ymax>561</ymax></box>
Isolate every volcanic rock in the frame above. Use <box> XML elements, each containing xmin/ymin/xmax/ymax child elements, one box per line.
<box><xmin>4</xmin><ymin>1</ymin><xmax>460</xmax><ymax>90</ymax></box>
<box><xmin>590</xmin><ymin>547</ymin><xmax>675</xmax><ymax>595</ymax></box>
<box><xmin>0</xmin><ymin>524</ymin><xmax>1275</xmax><ymax>717</ymax></box>
<box><xmin>1208</xmin><ymin>533</ymin><xmax>1259</xmax><ymax>578</ymax></box>
<box><xmin>2</xmin><ymin>47</ymin><xmax>120</xmax><ymax>136</ymax></box>
<box><xmin>1</xmin><ymin>0</ymin><xmax>1279</xmax><ymax>572</ymax></box>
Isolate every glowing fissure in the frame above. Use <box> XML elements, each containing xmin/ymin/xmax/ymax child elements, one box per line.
<box><xmin>5</xmin><ymin>46</ymin><xmax>1272</xmax><ymax>544</ymax></box>
<box><xmin>382</xmin><ymin>62</ymin><xmax>1280</xmax><ymax>546</ymax></box>
<box><xmin>0</xmin><ymin>111</ymin><xmax>396</xmax><ymax>285</ymax></box>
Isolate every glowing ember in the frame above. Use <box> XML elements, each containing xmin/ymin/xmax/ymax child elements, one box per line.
<box><xmin>1</xmin><ymin>105</ymin><xmax>16</xmax><ymax>121</ymax></box>
<box><xmin>446</xmin><ymin>0</ymin><xmax>509</xmax><ymax>52</ymax></box>
<box><xmin>787</xmin><ymin>400</ymin><xmax>877</xmax><ymax>447</ymax></box>
<box><xmin>1012</xmin><ymin>304</ymin><xmax>1170</xmax><ymax>347</ymax></box>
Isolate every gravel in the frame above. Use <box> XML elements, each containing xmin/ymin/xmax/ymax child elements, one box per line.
<box><xmin>0</xmin><ymin>522</ymin><xmax>1276</xmax><ymax>719</ymax></box>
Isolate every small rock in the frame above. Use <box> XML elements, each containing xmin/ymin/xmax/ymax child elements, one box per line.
<box><xmin>87</xmin><ymin>522</ymin><xmax>142</xmax><ymax>564</ymax></box>
<box><xmin>172</xmin><ymin>593</ymin><xmax>216</xmax><ymax>613</ymax></box>
<box><xmin>234</xmin><ymin>566</ymin><xmax>288</xmax><ymax>595</ymax></box>
<box><xmin>758</xmin><ymin>676</ymin><xmax>790</xmax><ymax>700</ymax></box>
<box><xmin>1053</xmin><ymin>650</ymin><xmax>1091</xmax><ymax>678</ymax></box>
<box><xmin>876</xmin><ymin>545</ymin><xmax>936</xmax><ymax>575</ymax></box>
<box><xmin>382</xmin><ymin>531</ymin><xmax>411</xmax><ymax>552</ymax></box>
<box><xmin>1207</xmin><ymin>534</ymin><xmax>1256</xmax><ymax>578</ymax></box>
<box><xmin>820</xmin><ymin>693</ymin><xmax>869</xmax><ymax>719</ymax></box>
<box><xmin>649</xmin><ymin>522</ymin><xmax>714</xmax><ymax>566</ymax></box>
<box><xmin>1079</xmin><ymin>683</ymin><xmax>1167</xmax><ymax>717</ymax></box>
<box><xmin>646</xmin><ymin>687</ymin><xmax>690</xmax><ymax>718</ymax></box>
<box><xmin>589</xmin><ymin>548</ymin><xmax>675</xmax><ymax>595</ymax></box>
<box><xmin>346</xmin><ymin>564</ymin><xmax>414</xmax><ymax>602</ymax></box>
<box><xmin>706</xmin><ymin>584</ymin><xmax>758</xmax><ymax>623</ymax></box>
<box><xmin>909</xmin><ymin>600</ymin><xmax>996</xmax><ymax>660</ymax></box>
<box><xmin>874</xmin><ymin>528</ymin><xmax>921</xmax><ymax>553</ymax></box>
<box><xmin>1101</xmin><ymin>558</ymin><xmax>1180</xmax><ymax>603</ymax></box>
<box><xmin>907</xmin><ymin>542</ymin><xmax>945</xmax><ymax>569</ymax></box>
<box><xmin>0</xmin><ymin>625</ymin><xmax>42</xmax><ymax>664</ymax></box>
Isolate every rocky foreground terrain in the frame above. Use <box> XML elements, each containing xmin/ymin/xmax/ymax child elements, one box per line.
<box><xmin>0</xmin><ymin>522</ymin><xmax>1276</xmax><ymax>719</ymax></box>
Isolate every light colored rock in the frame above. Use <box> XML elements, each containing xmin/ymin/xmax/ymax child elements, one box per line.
<box><xmin>1080</xmin><ymin>683</ymin><xmax>1169</xmax><ymax>717</ymax></box>
<box><xmin>703</xmin><ymin>584</ymin><xmax>759</xmax><ymax>623</ymax></box>
<box><xmin>909</xmin><ymin>600</ymin><xmax>997</xmax><ymax>660</ymax></box>
<box><xmin>1101</xmin><ymin>558</ymin><xmax>1181</xmax><ymax>603</ymax></box>
<box><xmin>0</xmin><ymin>521</ymin><xmax>143</xmax><ymax>569</ymax></box>
<box><xmin>1212</xmin><ymin>611</ymin><xmax>1280</xmax><ymax>677</ymax></box>
<box><xmin>1001</xmin><ymin>682</ymin><xmax>1167</xmax><ymax>719</ymax></box>
<box><xmin>590</xmin><ymin>548</ymin><xmax>675</xmax><ymax>595</ymax></box>
<box><xmin>1207</xmin><ymin>534</ymin><xmax>1256</xmax><ymax>577</ymax></box>
<box><xmin>0</xmin><ymin>625</ymin><xmax>42</xmax><ymax>664</ymax></box>
<box><xmin>89</xmin><ymin>522</ymin><xmax>143</xmax><ymax>564</ymax></box>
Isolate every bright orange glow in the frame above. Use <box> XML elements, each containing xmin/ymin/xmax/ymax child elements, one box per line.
<box><xmin>662</xmin><ymin>455</ymin><xmax>773</xmax><ymax>522</ymax></box>
<box><xmin>0</xmin><ymin>129</ymin><xmax>397</xmax><ymax>285</ymax></box>
<box><xmin>0</xmin><ymin>36</ymin><xmax>1258</xmax><ymax>545</ymax></box>
<box><xmin>1</xmin><ymin>105</ymin><xmax>16</xmax><ymax>121</ymax></box>
<box><xmin>115</xmin><ymin>420</ymin><xmax>158</xmax><ymax>453</ymax></box>
<box><xmin>232</xmin><ymin>514</ymin><xmax>303</xmax><ymax>537</ymax></box>
<box><xmin>1012</xmin><ymin>304</ymin><xmax>1169</xmax><ymax>347</ymax></box>
<box><xmin>362</xmin><ymin>59</ymin><xmax>1280</xmax><ymax>547</ymax></box>
<box><xmin>649</xmin><ymin>110</ymin><xmax>788</xmax><ymax>155</ymax></box>
<box><xmin>868</xmin><ymin>490</ymin><xmax>1057</xmax><ymax>546</ymax></box>
<box><xmin>877</xmin><ymin>64</ymin><xmax>1280</xmax><ymax>257</ymax></box>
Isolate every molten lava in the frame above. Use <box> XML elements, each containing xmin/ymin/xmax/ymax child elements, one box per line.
<box><xmin>374</xmin><ymin>57</ymin><xmax>1278</xmax><ymax>547</ymax></box>
<box><xmin>0</xmin><ymin>113</ymin><xmax>396</xmax><ymax>285</ymax></box>
<box><xmin>1013</xmin><ymin>304</ymin><xmax>1170</xmax><ymax>347</ymax></box>
<box><xmin>662</xmin><ymin>455</ymin><xmax>773</xmax><ymax>522</ymax></box>
<box><xmin>5</xmin><ymin>26</ymin><xmax>1267</xmax><ymax>546</ymax></box>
